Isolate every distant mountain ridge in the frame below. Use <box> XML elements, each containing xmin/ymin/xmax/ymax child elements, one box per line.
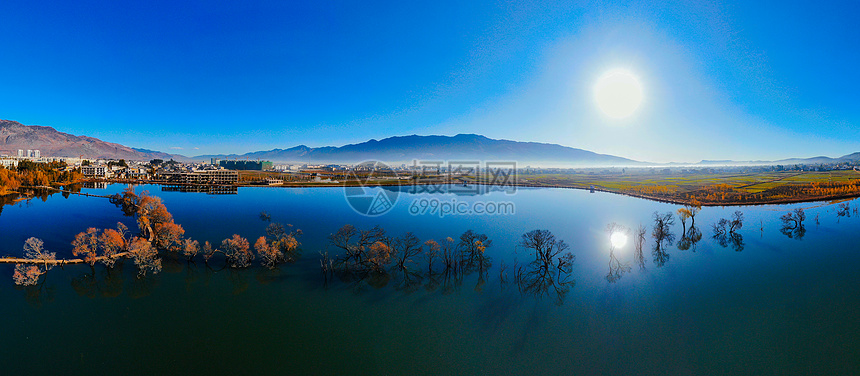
<box><xmin>0</xmin><ymin>119</ymin><xmax>179</xmax><ymax>161</ymax></box>
<box><xmin>3</xmin><ymin>119</ymin><xmax>859</xmax><ymax>167</ymax></box>
<box><xmin>698</xmin><ymin>152</ymin><xmax>860</xmax><ymax>166</ymax></box>
<box><xmin>195</xmin><ymin>134</ymin><xmax>642</xmax><ymax>166</ymax></box>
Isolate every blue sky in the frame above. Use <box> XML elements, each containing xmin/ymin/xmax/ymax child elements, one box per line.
<box><xmin>1</xmin><ymin>0</ymin><xmax>857</xmax><ymax>162</ymax></box>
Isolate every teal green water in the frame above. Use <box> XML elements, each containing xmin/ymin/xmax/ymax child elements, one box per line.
<box><xmin>1</xmin><ymin>184</ymin><xmax>858</xmax><ymax>375</ymax></box>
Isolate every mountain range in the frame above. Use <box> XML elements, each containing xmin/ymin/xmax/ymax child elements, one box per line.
<box><xmin>194</xmin><ymin>134</ymin><xmax>640</xmax><ymax>166</ymax></box>
<box><xmin>3</xmin><ymin>119</ymin><xmax>859</xmax><ymax>167</ymax></box>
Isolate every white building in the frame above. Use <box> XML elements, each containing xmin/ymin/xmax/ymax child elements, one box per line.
<box><xmin>81</xmin><ymin>165</ymin><xmax>111</xmax><ymax>178</ymax></box>
<box><xmin>127</xmin><ymin>168</ymin><xmax>150</xmax><ymax>180</ymax></box>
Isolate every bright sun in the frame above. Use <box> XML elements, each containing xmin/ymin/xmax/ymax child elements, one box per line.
<box><xmin>594</xmin><ymin>69</ymin><xmax>644</xmax><ymax>119</ymax></box>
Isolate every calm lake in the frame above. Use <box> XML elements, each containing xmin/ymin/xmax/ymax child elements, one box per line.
<box><xmin>1</xmin><ymin>184</ymin><xmax>858</xmax><ymax>375</ymax></box>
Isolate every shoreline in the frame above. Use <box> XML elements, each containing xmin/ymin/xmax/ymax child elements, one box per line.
<box><xmin>57</xmin><ymin>178</ymin><xmax>860</xmax><ymax>208</ymax></box>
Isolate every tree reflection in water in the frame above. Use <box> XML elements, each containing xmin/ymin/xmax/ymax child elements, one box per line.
<box><xmin>515</xmin><ymin>229</ymin><xmax>575</xmax><ymax>306</ymax></box>
<box><xmin>712</xmin><ymin>211</ymin><xmax>745</xmax><ymax>252</ymax></box>
<box><xmin>677</xmin><ymin>225</ymin><xmax>703</xmax><ymax>252</ymax></box>
<box><xmin>651</xmin><ymin>212</ymin><xmax>675</xmax><ymax>267</ymax></box>
<box><xmin>325</xmin><ymin>225</ymin><xmax>492</xmax><ymax>294</ymax></box>
<box><xmin>837</xmin><ymin>202</ymin><xmax>851</xmax><ymax>219</ymax></box>
<box><xmin>19</xmin><ymin>275</ymin><xmax>55</xmax><ymax>307</ymax></box>
<box><xmin>780</xmin><ymin>208</ymin><xmax>806</xmax><ymax>240</ymax></box>
<box><xmin>605</xmin><ymin>223</ymin><xmax>631</xmax><ymax>283</ymax></box>
<box><xmin>71</xmin><ymin>263</ymin><xmax>125</xmax><ymax>298</ymax></box>
<box><xmin>129</xmin><ymin>273</ymin><xmax>158</xmax><ymax>299</ymax></box>
<box><xmin>634</xmin><ymin>225</ymin><xmax>647</xmax><ymax>270</ymax></box>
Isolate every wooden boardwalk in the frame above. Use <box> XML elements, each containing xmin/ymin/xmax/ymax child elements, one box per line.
<box><xmin>0</xmin><ymin>252</ymin><xmax>132</xmax><ymax>265</ymax></box>
<box><xmin>21</xmin><ymin>185</ymin><xmax>114</xmax><ymax>199</ymax></box>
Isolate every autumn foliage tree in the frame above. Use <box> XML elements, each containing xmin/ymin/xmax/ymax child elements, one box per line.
<box><xmin>0</xmin><ymin>166</ymin><xmax>21</xmax><ymax>195</ymax></box>
<box><xmin>72</xmin><ymin>223</ymin><xmax>129</xmax><ymax>268</ymax></box>
<box><xmin>329</xmin><ymin>224</ymin><xmax>387</xmax><ymax>270</ymax></box>
<box><xmin>72</xmin><ymin>228</ymin><xmax>102</xmax><ymax>266</ymax></box>
<box><xmin>182</xmin><ymin>239</ymin><xmax>199</xmax><ymax>262</ymax></box>
<box><xmin>366</xmin><ymin>240</ymin><xmax>393</xmax><ymax>272</ymax></box>
<box><xmin>222</xmin><ymin>234</ymin><xmax>253</xmax><ymax>268</ymax></box>
<box><xmin>129</xmin><ymin>237</ymin><xmax>162</xmax><ymax>276</ymax></box>
<box><xmin>111</xmin><ymin>187</ymin><xmax>185</xmax><ymax>249</ymax></box>
<box><xmin>98</xmin><ymin>227</ymin><xmax>127</xmax><ymax>268</ymax></box>
<box><xmin>12</xmin><ymin>237</ymin><xmax>56</xmax><ymax>286</ymax></box>
<box><xmin>458</xmin><ymin>230</ymin><xmax>492</xmax><ymax>273</ymax></box>
<box><xmin>439</xmin><ymin>237</ymin><xmax>457</xmax><ymax>272</ymax></box>
<box><xmin>424</xmin><ymin>239</ymin><xmax>440</xmax><ymax>273</ymax></box>
<box><xmin>251</xmin><ymin>222</ymin><xmax>302</xmax><ymax>269</ymax></box>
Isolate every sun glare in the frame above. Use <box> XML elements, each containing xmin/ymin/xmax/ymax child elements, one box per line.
<box><xmin>594</xmin><ymin>69</ymin><xmax>644</xmax><ymax>119</ymax></box>
<box><xmin>610</xmin><ymin>232</ymin><xmax>628</xmax><ymax>249</ymax></box>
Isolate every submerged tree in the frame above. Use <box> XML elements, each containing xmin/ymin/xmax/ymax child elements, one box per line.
<box><xmin>393</xmin><ymin>232</ymin><xmax>422</xmax><ymax>272</ymax></box>
<box><xmin>837</xmin><ymin>202</ymin><xmax>851</xmax><ymax>218</ymax></box>
<box><xmin>730</xmin><ymin>211</ymin><xmax>744</xmax><ymax>233</ymax></box>
<box><xmin>254</xmin><ymin>223</ymin><xmax>302</xmax><ymax>269</ymax></box>
<box><xmin>72</xmin><ymin>228</ymin><xmax>101</xmax><ymax>266</ymax></box>
<box><xmin>439</xmin><ymin>237</ymin><xmax>457</xmax><ymax>273</ymax></box>
<box><xmin>328</xmin><ymin>224</ymin><xmax>387</xmax><ymax>270</ymax></box>
<box><xmin>259</xmin><ymin>210</ymin><xmax>272</xmax><ymax>221</ymax></box>
<box><xmin>458</xmin><ymin>229</ymin><xmax>492</xmax><ymax>274</ymax></box>
<box><xmin>72</xmin><ymin>223</ymin><xmax>129</xmax><ymax>268</ymax></box>
<box><xmin>711</xmin><ymin>211</ymin><xmax>744</xmax><ymax>252</ymax></box>
<box><xmin>98</xmin><ymin>226</ymin><xmax>127</xmax><ymax>268</ymax></box>
<box><xmin>651</xmin><ymin>212</ymin><xmax>676</xmax><ymax>246</ymax></box>
<box><xmin>677</xmin><ymin>199</ymin><xmax>702</xmax><ymax>233</ymax></box>
<box><xmin>129</xmin><ymin>237</ymin><xmax>162</xmax><ymax>276</ymax></box>
<box><xmin>182</xmin><ymin>239</ymin><xmax>199</xmax><ymax>262</ymax></box>
<box><xmin>366</xmin><ymin>240</ymin><xmax>393</xmax><ymax>272</ymax></box>
<box><xmin>634</xmin><ymin>224</ymin><xmax>647</xmax><ymax>270</ymax></box>
<box><xmin>202</xmin><ymin>241</ymin><xmax>216</xmax><ymax>263</ymax></box>
<box><xmin>677</xmin><ymin>225</ymin><xmax>703</xmax><ymax>252</ymax></box>
<box><xmin>605</xmin><ymin>223</ymin><xmax>631</xmax><ymax>283</ymax></box>
<box><xmin>780</xmin><ymin>208</ymin><xmax>807</xmax><ymax>239</ymax></box>
<box><xmin>515</xmin><ymin>229</ymin><xmax>575</xmax><ymax>305</ymax></box>
<box><xmin>12</xmin><ymin>237</ymin><xmax>56</xmax><ymax>286</ymax></box>
<box><xmin>110</xmin><ymin>188</ymin><xmax>185</xmax><ymax>248</ymax></box>
<box><xmin>423</xmin><ymin>239</ymin><xmax>440</xmax><ymax>273</ymax></box>
<box><xmin>222</xmin><ymin>234</ymin><xmax>253</xmax><ymax>268</ymax></box>
<box><xmin>651</xmin><ymin>212</ymin><xmax>675</xmax><ymax>267</ymax></box>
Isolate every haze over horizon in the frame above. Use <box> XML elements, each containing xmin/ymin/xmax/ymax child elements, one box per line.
<box><xmin>1</xmin><ymin>1</ymin><xmax>857</xmax><ymax>163</ymax></box>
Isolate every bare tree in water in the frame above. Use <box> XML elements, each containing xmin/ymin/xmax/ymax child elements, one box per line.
<box><xmin>780</xmin><ymin>208</ymin><xmax>807</xmax><ymax>239</ymax></box>
<box><xmin>605</xmin><ymin>223</ymin><xmax>631</xmax><ymax>283</ymax></box>
<box><xmin>651</xmin><ymin>212</ymin><xmax>675</xmax><ymax>267</ymax></box>
<box><xmin>712</xmin><ymin>211</ymin><xmax>745</xmax><ymax>251</ymax></box>
<box><xmin>634</xmin><ymin>225</ymin><xmax>647</xmax><ymax>270</ymax></box>
<box><xmin>515</xmin><ymin>229</ymin><xmax>575</xmax><ymax>305</ymax></box>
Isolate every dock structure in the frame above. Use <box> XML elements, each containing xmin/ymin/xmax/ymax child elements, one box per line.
<box><xmin>161</xmin><ymin>184</ymin><xmax>238</xmax><ymax>194</ymax></box>
<box><xmin>155</xmin><ymin>169</ymin><xmax>239</xmax><ymax>185</ymax></box>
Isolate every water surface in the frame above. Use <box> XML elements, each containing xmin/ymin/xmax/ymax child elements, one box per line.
<box><xmin>1</xmin><ymin>184</ymin><xmax>858</xmax><ymax>375</ymax></box>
